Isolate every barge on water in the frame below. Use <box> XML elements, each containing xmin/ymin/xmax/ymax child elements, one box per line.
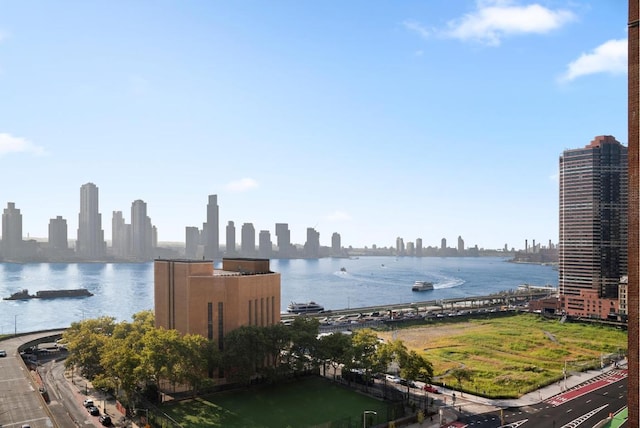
<box><xmin>4</xmin><ymin>288</ymin><xmax>94</xmax><ymax>300</ymax></box>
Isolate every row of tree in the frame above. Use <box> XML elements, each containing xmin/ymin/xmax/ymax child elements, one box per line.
<box><xmin>62</xmin><ymin>310</ymin><xmax>433</xmax><ymax>408</ymax></box>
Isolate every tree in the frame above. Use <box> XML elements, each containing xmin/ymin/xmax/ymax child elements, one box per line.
<box><xmin>348</xmin><ymin>329</ymin><xmax>384</xmax><ymax>387</ymax></box>
<box><xmin>317</xmin><ymin>332</ymin><xmax>352</xmax><ymax>379</ymax></box>
<box><xmin>175</xmin><ymin>334</ymin><xmax>218</xmax><ymax>396</ymax></box>
<box><xmin>399</xmin><ymin>350</ymin><xmax>433</xmax><ymax>394</ymax></box>
<box><xmin>63</xmin><ymin>316</ymin><xmax>116</xmax><ymax>379</ymax></box>
<box><xmin>450</xmin><ymin>367</ymin><xmax>473</xmax><ymax>395</ymax></box>
<box><xmin>222</xmin><ymin>325</ymin><xmax>266</xmax><ymax>384</ymax></box>
<box><xmin>288</xmin><ymin>317</ymin><xmax>320</xmax><ymax>372</ymax></box>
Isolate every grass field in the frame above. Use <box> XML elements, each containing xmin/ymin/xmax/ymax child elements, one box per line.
<box><xmin>162</xmin><ymin>377</ymin><xmax>388</xmax><ymax>428</ymax></box>
<box><xmin>377</xmin><ymin>313</ymin><xmax>627</xmax><ymax>398</ymax></box>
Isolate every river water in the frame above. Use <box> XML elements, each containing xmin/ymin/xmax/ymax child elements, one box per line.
<box><xmin>0</xmin><ymin>256</ymin><xmax>557</xmax><ymax>334</ymax></box>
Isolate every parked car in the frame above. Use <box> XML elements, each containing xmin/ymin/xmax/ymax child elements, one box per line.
<box><xmin>98</xmin><ymin>415</ymin><xmax>112</xmax><ymax>426</ymax></box>
<box><xmin>87</xmin><ymin>406</ymin><xmax>100</xmax><ymax>416</ymax></box>
<box><xmin>423</xmin><ymin>384</ymin><xmax>441</xmax><ymax>394</ymax></box>
<box><xmin>385</xmin><ymin>374</ymin><xmax>401</xmax><ymax>384</ymax></box>
<box><xmin>0</xmin><ymin>350</ymin><xmax>6</xmax><ymax>357</ymax></box>
<box><xmin>399</xmin><ymin>378</ymin><xmax>416</xmax><ymax>388</ymax></box>
<box><xmin>83</xmin><ymin>399</ymin><xmax>94</xmax><ymax>408</ymax></box>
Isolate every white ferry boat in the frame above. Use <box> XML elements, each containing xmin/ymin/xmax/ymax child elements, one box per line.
<box><xmin>412</xmin><ymin>281</ymin><xmax>434</xmax><ymax>292</ymax></box>
<box><xmin>287</xmin><ymin>301</ymin><xmax>325</xmax><ymax>314</ymax></box>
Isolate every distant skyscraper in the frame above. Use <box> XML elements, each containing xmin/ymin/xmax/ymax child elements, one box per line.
<box><xmin>131</xmin><ymin>199</ymin><xmax>153</xmax><ymax>260</ymax></box>
<box><xmin>185</xmin><ymin>226</ymin><xmax>200</xmax><ymax>259</ymax></box>
<box><xmin>112</xmin><ymin>211</ymin><xmax>130</xmax><ymax>258</ymax></box>
<box><xmin>76</xmin><ymin>183</ymin><xmax>106</xmax><ymax>259</ymax></box>
<box><xmin>275</xmin><ymin>223</ymin><xmax>292</xmax><ymax>257</ymax></box>
<box><xmin>396</xmin><ymin>237</ymin><xmax>405</xmax><ymax>255</ymax></box>
<box><xmin>441</xmin><ymin>238</ymin><xmax>447</xmax><ymax>250</ymax></box>
<box><xmin>258</xmin><ymin>230</ymin><xmax>272</xmax><ymax>257</ymax></box>
<box><xmin>2</xmin><ymin>202</ymin><xmax>23</xmax><ymax>259</ymax></box>
<box><xmin>304</xmin><ymin>227</ymin><xmax>320</xmax><ymax>258</ymax></box>
<box><xmin>225</xmin><ymin>221</ymin><xmax>236</xmax><ymax>255</ymax></box>
<box><xmin>48</xmin><ymin>216</ymin><xmax>68</xmax><ymax>250</ymax></box>
<box><xmin>416</xmin><ymin>238</ymin><xmax>423</xmax><ymax>256</ymax></box>
<box><xmin>559</xmin><ymin>136</ymin><xmax>628</xmax><ymax>319</ymax></box>
<box><xmin>204</xmin><ymin>195</ymin><xmax>219</xmax><ymax>259</ymax></box>
<box><xmin>241</xmin><ymin>223</ymin><xmax>256</xmax><ymax>256</ymax></box>
<box><xmin>457</xmin><ymin>236</ymin><xmax>465</xmax><ymax>253</ymax></box>
<box><xmin>331</xmin><ymin>232</ymin><xmax>341</xmax><ymax>255</ymax></box>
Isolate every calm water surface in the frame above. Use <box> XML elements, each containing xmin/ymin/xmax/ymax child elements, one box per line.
<box><xmin>0</xmin><ymin>257</ymin><xmax>557</xmax><ymax>334</ymax></box>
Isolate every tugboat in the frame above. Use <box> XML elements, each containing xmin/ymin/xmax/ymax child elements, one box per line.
<box><xmin>4</xmin><ymin>289</ymin><xmax>32</xmax><ymax>300</ymax></box>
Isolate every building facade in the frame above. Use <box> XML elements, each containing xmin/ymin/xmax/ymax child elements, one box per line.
<box><xmin>275</xmin><ymin>223</ymin><xmax>292</xmax><ymax>258</ymax></box>
<box><xmin>154</xmin><ymin>258</ymin><xmax>281</xmax><ymax>351</ymax></box>
<box><xmin>76</xmin><ymin>182</ymin><xmax>106</xmax><ymax>259</ymax></box>
<box><xmin>627</xmin><ymin>0</ymin><xmax>639</xmax><ymax>422</ymax></box>
<box><xmin>225</xmin><ymin>221</ymin><xmax>236</xmax><ymax>256</ymax></box>
<box><xmin>559</xmin><ymin>136</ymin><xmax>628</xmax><ymax>319</ymax></box>
<box><xmin>241</xmin><ymin>223</ymin><xmax>256</xmax><ymax>256</ymax></box>
<box><xmin>204</xmin><ymin>195</ymin><xmax>219</xmax><ymax>259</ymax></box>
<box><xmin>48</xmin><ymin>216</ymin><xmax>68</xmax><ymax>250</ymax></box>
<box><xmin>2</xmin><ymin>202</ymin><xmax>23</xmax><ymax>259</ymax></box>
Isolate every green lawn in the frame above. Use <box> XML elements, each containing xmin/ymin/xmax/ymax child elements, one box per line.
<box><xmin>162</xmin><ymin>377</ymin><xmax>388</xmax><ymax>428</ymax></box>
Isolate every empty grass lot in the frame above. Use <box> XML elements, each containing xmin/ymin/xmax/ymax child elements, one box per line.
<box><xmin>378</xmin><ymin>313</ymin><xmax>627</xmax><ymax>398</ymax></box>
<box><xmin>163</xmin><ymin>376</ymin><xmax>387</xmax><ymax>428</ymax></box>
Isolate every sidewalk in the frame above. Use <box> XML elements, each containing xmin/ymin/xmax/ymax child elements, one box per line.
<box><xmin>65</xmin><ymin>368</ymin><xmax>130</xmax><ymax>427</ymax></box>
<box><xmin>403</xmin><ymin>360</ymin><xmax>627</xmax><ymax>428</ymax></box>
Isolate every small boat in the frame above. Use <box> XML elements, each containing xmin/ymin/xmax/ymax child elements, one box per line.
<box><xmin>287</xmin><ymin>301</ymin><xmax>325</xmax><ymax>314</ymax></box>
<box><xmin>412</xmin><ymin>281</ymin><xmax>434</xmax><ymax>292</ymax></box>
<box><xmin>340</xmin><ymin>267</ymin><xmax>347</xmax><ymax>272</ymax></box>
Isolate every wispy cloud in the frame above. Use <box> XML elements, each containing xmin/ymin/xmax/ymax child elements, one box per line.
<box><xmin>559</xmin><ymin>39</ymin><xmax>627</xmax><ymax>82</ymax></box>
<box><xmin>443</xmin><ymin>0</ymin><xmax>575</xmax><ymax>46</ymax></box>
<box><xmin>225</xmin><ymin>178</ymin><xmax>259</xmax><ymax>192</ymax></box>
<box><xmin>0</xmin><ymin>133</ymin><xmax>46</xmax><ymax>157</ymax></box>
<box><xmin>326</xmin><ymin>211</ymin><xmax>352</xmax><ymax>222</ymax></box>
<box><xmin>403</xmin><ymin>20</ymin><xmax>431</xmax><ymax>40</ymax></box>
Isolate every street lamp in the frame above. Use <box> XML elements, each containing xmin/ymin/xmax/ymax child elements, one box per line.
<box><xmin>363</xmin><ymin>410</ymin><xmax>377</xmax><ymax>428</ymax></box>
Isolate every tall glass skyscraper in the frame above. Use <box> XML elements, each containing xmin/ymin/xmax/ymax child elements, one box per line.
<box><xmin>559</xmin><ymin>136</ymin><xmax>628</xmax><ymax>319</ymax></box>
<box><xmin>76</xmin><ymin>182</ymin><xmax>106</xmax><ymax>259</ymax></box>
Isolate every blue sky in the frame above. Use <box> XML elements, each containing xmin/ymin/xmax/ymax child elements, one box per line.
<box><xmin>0</xmin><ymin>1</ymin><xmax>628</xmax><ymax>250</ymax></box>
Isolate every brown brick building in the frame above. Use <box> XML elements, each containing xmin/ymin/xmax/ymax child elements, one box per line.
<box><xmin>629</xmin><ymin>1</ymin><xmax>639</xmax><ymax>425</ymax></box>
<box><xmin>154</xmin><ymin>258</ymin><xmax>281</xmax><ymax>349</ymax></box>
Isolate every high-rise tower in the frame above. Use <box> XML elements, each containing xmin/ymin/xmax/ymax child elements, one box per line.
<box><xmin>131</xmin><ymin>199</ymin><xmax>153</xmax><ymax>260</ymax></box>
<box><xmin>76</xmin><ymin>183</ymin><xmax>106</xmax><ymax>259</ymax></box>
<box><xmin>2</xmin><ymin>202</ymin><xmax>23</xmax><ymax>259</ymax></box>
<box><xmin>48</xmin><ymin>216</ymin><xmax>68</xmax><ymax>250</ymax></box>
<box><xmin>559</xmin><ymin>136</ymin><xmax>628</xmax><ymax>319</ymax></box>
<box><xmin>204</xmin><ymin>195</ymin><xmax>219</xmax><ymax>259</ymax></box>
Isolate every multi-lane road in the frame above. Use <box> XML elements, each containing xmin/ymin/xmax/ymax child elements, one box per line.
<box><xmin>457</xmin><ymin>369</ymin><xmax>628</xmax><ymax>428</ymax></box>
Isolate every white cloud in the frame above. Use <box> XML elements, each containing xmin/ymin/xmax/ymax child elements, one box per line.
<box><xmin>445</xmin><ymin>0</ymin><xmax>575</xmax><ymax>46</ymax></box>
<box><xmin>225</xmin><ymin>178</ymin><xmax>259</xmax><ymax>192</ymax></box>
<box><xmin>0</xmin><ymin>133</ymin><xmax>46</xmax><ymax>157</ymax></box>
<box><xmin>403</xmin><ymin>20</ymin><xmax>431</xmax><ymax>40</ymax></box>
<box><xmin>559</xmin><ymin>39</ymin><xmax>627</xmax><ymax>82</ymax></box>
<box><xmin>326</xmin><ymin>211</ymin><xmax>352</xmax><ymax>222</ymax></box>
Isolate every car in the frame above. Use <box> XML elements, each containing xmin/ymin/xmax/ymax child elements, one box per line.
<box><xmin>21</xmin><ymin>425</ymin><xmax>31</xmax><ymax>428</ymax></box>
<box><xmin>385</xmin><ymin>374</ymin><xmax>401</xmax><ymax>384</ymax></box>
<box><xmin>423</xmin><ymin>384</ymin><xmax>441</xmax><ymax>394</ymax></box>
<box><xmin>83</xmin><ymin>399</ymin><xmax>94</xmax><ymax>407</ymax></box>
<box><xmin>98</xmin><ymin>415</ymin><xmax>112</xmax><ymax>426</ymax></box>
<box><xmin>399</xmin><ymin>378</ymin><xmax>417</xmax><ymax>388</ymax></box>
<box><xmin>0</xmin><ymin>350</ymin><xmax>6</xmax><ymax>357</ymax></box>
<box><xmin>87</xmin><ymin>406</ymin><xmax>100</xmax><ymax>416</ymax></box>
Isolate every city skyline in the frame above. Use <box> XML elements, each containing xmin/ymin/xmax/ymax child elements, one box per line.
<box><xmin>0</xmin><ymin>187</ymin><xmax>546</xmax><ymax>251</ymax></box>
<box><xmin>0</xmin><ymin>1</ymin><xmax>626</xmax><ymax>249</ymax></box>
